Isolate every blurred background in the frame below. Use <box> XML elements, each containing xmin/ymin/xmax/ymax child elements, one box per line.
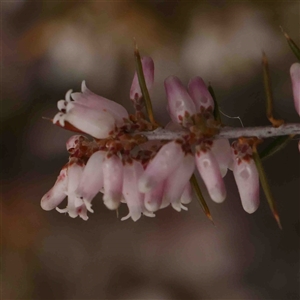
<box><xmin>2</xmin><ymin>1</ymin><xmax>299</xmax><ymax>299</ymax></box>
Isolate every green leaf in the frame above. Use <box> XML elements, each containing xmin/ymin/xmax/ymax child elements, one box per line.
<box><xmin>252</xmin><ymin>148</ymin><xmax>282</xmax><ymax>229</ymax></box>
<box><xmin>260</xmin><ymin>135</ymin><xmax>294</xmax><ymax>160</ymax></box>
<box><xmin>208</xmin><ymin>83</ymin><xmax>222</xmax><ymax>124</ymax></box>
<box><xmin>190</xmin><ymin>174</ymin><xmax>215</xmax><ymax>225</ymax></box>
<box><xmin>134</xmin><ymin>45</ymin><xmax>157</xmax><ymax>126</ymax></box>
<box><xmin>262</xmin><ymin>52</ymin><xmax>284</xmax><ymax>127</ymax></box>
<box><xmin>282</xmin><ymin>29</ymin><xmax>300</xmax><ymax>62</ymax></box>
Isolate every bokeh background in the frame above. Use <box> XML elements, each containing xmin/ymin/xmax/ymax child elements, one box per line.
<box><xmin>2</xmin><ymin>1</ymin><xmax>300</xmax><ymax>299</ymax></box>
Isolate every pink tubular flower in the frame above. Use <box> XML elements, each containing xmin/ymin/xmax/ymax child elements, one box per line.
<box><xmin>164</xmin><ymin>76</ymin><xmax>196</xmax><ymax>126</ymax></box>
<box><xmin>55</xmin><ymin>159</ymin><xmax>87</xmax><ymax>220</ymax></box>
<box><xmin>188</xmin><ymin>76</ymin><xmax>214</xmax><ymax>111</ymax></box>
<box><xmin>231</xmin><ymin>142</ymin><xmax>259</xmax><ymax>214</ymax></box>
<box><xmin>75</xmin><ymin>151</ymin><xmax>106</xmax><ymax>212</ymax></box>
<box><xmin>102</xmin><ymin>154</ymin><xmax>123</xmax><ymax>210</ymax></box>
<box><xmin>290</xmin><ymin>63</ymin><xmax>300</xmax><ymax>116</ymax></box>
<box><xmin>211</xmin><ymin>139</ymin><xmax>232</xmax><ymax>177</ymax></box>
<box><xmin>71</xmin><ymin>81</ymin><xmax>129</xmax><ymax>127</ymax></box>
<box><xmin>195</xmin><ymin>146</ymin><xmax>226</xmax><ymax>203</ymax></box>
<box><xmin>138</xmin><ymin>141</ymin><xmax>185</xmax><ymax>193</ymax></box>
<box><xmin>144</xmin><ymin>181</ymin><xmax>164</xmax><ymax>212</ymax></box>
<box><xmin>180</xmin><ymin>183</ymin><xmax>193</xmax><ymax>205</ymax></box>
<box><xmin>122</xmin><ymin>159</ymin><xmax>152</xmax><ymax>222</ymax></box>
<box><xmin>130</xmin><ymin>56</ymin><xmax>154</xmax><ymax>104</ymax></box>
<box><xmin>41</xmin><ymin>167</ymin><xmax>68</xmax><ymax>211</ymax></box>
<box><xmin>162</xmin><ymin>153</ymin><xmax>195</xmax><ymax>212</ymax></box>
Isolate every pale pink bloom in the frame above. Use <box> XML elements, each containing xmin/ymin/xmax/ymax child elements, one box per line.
<box><xmin>138</xmin><ymin>141</ymin><xmax>185</xmax><ymax>193</ymax></box>
<box><xmin>71</xmin><ymin>81</ymin><xmax>129</xmax><ymax>126</ymax></box>
<box><xmin>163</xmin><ymin>153</ymin><xmax>195</xmax><ymax>212</ymax></box>
<box><xmin>130</xmin><ymin>56</ymin><xmax>154</xmax><ymax>102</ymax></box>
<box><xmin>41</xmin><ymin>167</ymin><xmax>68</xmax><ymax>211</ymax></box>
<box><xmin>53</xmin><ymin>98</ymin><xmax>116</xmax><ymax>139</ymax></box>
<box><xmin>56</xmin><ymin>160</ymin><xmax>86</xmax><ymax>219</ymax></box>
<box><xmin>75</xmin><ymin>151</ymin><xmax>106</xmax><ymax>212</ymax></box>
<box><xmin>102</xmin><ymin>154</ymin><xmax>123</xmax><ymax>210</ymax></box>
<box><xmin>195</xmin><ymin>146</ymin><xmax>226</xmax><ymax>203</ymax></box>
<box><xmin>144</xmin><ymin>181</ymin><xmax>165</xmax><ymax>212</ymax></box>
<box><xmin>231</xmin><ymin>143</ymin><xmax>259</xmax><ymax>214</ymax></box>
<box><xmin>188</xmin><ymin>76</ymin><xmax>214</xmax><ymax>111</ymax></box>
<box><xmin>122</xmin><ymin>160</ymin><xmax>146</xmax><ymax>222</ymax></box>
<box><xmin>290</xmin><ymin>63</ymin><xmax>300</xmax><ymax>116</ymax></box>
<box><xmin>211</xmin><ymin>139</ymin><xmax>232</xmax><ymax>177</ymax></box>
<box><xmin>164</xmin><ymin>76</ymin><xmax>196</xmax><ymax>125</ymax></box>
<box><xmin>180</xmin><ymin>182</ymin><xmax>193</xmax><ymax>205</ymax></box>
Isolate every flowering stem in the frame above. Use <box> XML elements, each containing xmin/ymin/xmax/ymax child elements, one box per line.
<box><xmin>140</xmin><ymin>123</ymin><xmax>300</xmax><ymax>140</ymax></box>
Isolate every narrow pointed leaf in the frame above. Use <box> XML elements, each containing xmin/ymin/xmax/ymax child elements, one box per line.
<box><xmin>282</xmin><ymin>29</ymin><xmax>300</xmax><ymax>62</ymax></box>
<box><xmin>190</xmin><ymin>174</ymin><xmax>215</xmax><ymax>225</ymax></box>
<box><xmin>208</xmin><ymin>83</ymin><xmax>222</xmax><ymax>124</ymax></box>
<box><xmin>252</xmin><ymin>147</ymin><xmax>282</xmax><ymax>229</ymax></box>
<box><xmin>260</xmin><ymin>135</ymin><xmax>294</xmax><ymax>160</ymax></box>
<box><xmin>262</xmin><ymin>52</ymin><xmax>284</xmax><ymax>127</ymax></box>
<box><xmin>134</xmin><ymin>45</ymin><xmax>157</xmax><ymax>126</ymax></box>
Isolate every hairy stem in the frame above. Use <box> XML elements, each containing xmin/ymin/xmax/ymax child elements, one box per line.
<box><xmin>140</xmin><ymin>123</ymin><xmax>300</xmax><ymax>140</ymax></box>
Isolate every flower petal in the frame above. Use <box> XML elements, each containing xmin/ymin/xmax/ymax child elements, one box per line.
<box><xmin>138</xmin><ymin>141</ymin><xmax>185</xmax><ymax>193</ymax></box>
<box><xmin>211</xmin><ymin>139</ymin><xmax>232</xmax><ymax>177</ymax></box>
<box><xmin>233</xmin><ymin>159</ymin><xmax>259</xmax><ymax>214</ymax></box>
<box><xmin>122</xmin><ymin>160</ymin><xmax>144</xmax><ymax>222</ymax></box>
<box><xmin>180</xmin><ymin>182</ymin><xmax>193</xmax><ymax>204</ymax></box>
<box><xmin>195</xmin><ymin>147</ymin><xmax>226</xmax><ymax>203</ymax></box>
<box><xmin>41</xmin><ymin>167</ymin><xmax>68</xmax><ymax>211</ymax></box>
<box><xmin>188</xmin><ymin>76</ymin><xmax>214</xmax><ymax>111</ymax></box>
<box><xmin>164</xmin><ymin>76</ymin><xmax>196</xmax><ymax>125</ymax></box>
<box><xmin>102</xmin><ymin>154</ymin><xmax>123</xmax><ymax>210</ymax></box>
<box><xmin>64</xmin><ymin>102</ymin><xmax>116</xmax><ymax>139</ymax></box>
<box><xmin>163</xmin><ymin>154</ymin><xmax>195</xmax><ymax>212</ymax></box>
<box><xmin>75</xmin><ymin>151</ymin><xmax>106</xmax><ymax>211</ymax></box>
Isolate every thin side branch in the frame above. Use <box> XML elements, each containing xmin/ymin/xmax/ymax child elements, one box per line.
<box><xmin>140</xmin><ymin>123</ymin><xmax>300</xmax><ymax>140</ymax></box>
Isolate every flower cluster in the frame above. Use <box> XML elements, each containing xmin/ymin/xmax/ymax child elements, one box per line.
<box><xmin>41</xmin><ymin>55</ymin><xmax>300</xmax><ymax>222</ymax></box>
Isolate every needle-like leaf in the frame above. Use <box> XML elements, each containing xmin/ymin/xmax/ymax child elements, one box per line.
<box><xmin>190</xmin><ymin>174</ymin><xmax>215</xmax><ymax>225</ymax></box>
<box><xmin>252</xmin><ymin>146</ymin><xmax>282</xmax><ymax>229</ymax></box>
<box><xmin>134</xmin><ymin>44</ymin><xmax>158</xmax><ymax>127</ymax></box>
<box><xmin>262</xmin><ymin>52</ymin><xmax>284</xmax><ymax>127</ymax></box>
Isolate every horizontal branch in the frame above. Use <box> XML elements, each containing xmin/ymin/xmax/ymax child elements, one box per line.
<box><xmin>140</xmin><ymin>123</ymin><xmax>300</xmax><ymax>140</ymax></box>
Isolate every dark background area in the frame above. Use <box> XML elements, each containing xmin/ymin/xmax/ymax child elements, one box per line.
<box><xmin>2</xmin><ymin>1</ymin><xmax>299</xmax><ymax>299</ymax></box>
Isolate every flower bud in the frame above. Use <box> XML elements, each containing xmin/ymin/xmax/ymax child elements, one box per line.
<box><xmin>164</xmin><ymin>76</ymin><xmax>196</xmax><ymax>125</ymax></box>
<box><xmin>188</xmin><ymin>76</ymin><xmax>214</xmax><ymax>111</ymax></box>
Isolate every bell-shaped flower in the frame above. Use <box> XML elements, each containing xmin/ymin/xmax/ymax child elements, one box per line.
<box><xmin>130</xmin><ymin>56</ymin><xmax>154</xmax><ymax>105</ymax></box>
<box><xmin>162</xmin><ymin>153</ymin><xmax>195</xmax><ymax>212</ymax></box>
<box><xmin>41</xmin><ymin>167</ymin><xmax>68</xmax><ymax>211</ymax></box>
<box><xmin>102</xmin><ymin>154</ymin><xmax>123</xmax><ymax>210</ymax></box>
<box><xmin>231</xmin><ymin>144</ymin><xmax>259</xmax><ymax>214</ymax></box>
<box><xmin>188</xmin><ymin>76</ymin><xmax>214</xmax><ymax>111</ymax></box>
<box><xmin>71</xmin><ymin>81</ymin><xmax>129</xmax><ymax>126</ymax></box>
<box><xmin>290</xmin><ymin>62</ymin><xmax>300</xmax><ymax>116</ymax></box>
<box><xmin>56</xmin><ymin>160</ymin><xmax>86</xmax><ymax>219</ymax></box>
<box><xmin>211</xmin><ymin>139</ymin><xmax>232</xmax><ymax>177</ymax></box>
<box><xmin>180</xmin><ymin>182</ymin><xmax>193</xmax><ymax>205</ymax></box>
<box><xmin>53</xmin><ymin>98</ymin><xmax>116</xmax><ymax>139</ymax></box>
<box><xmin>75</xmin><ymin>151</ymin><xmax>106</xmax><ymax>212</ymax></box>
<box><xmin>122</xmin><ymin>159</ymin><xmax>145</xmax><ymax>222</ymax></box>
<box><xmin>195</xmin><ymin>146</ymin><xmax>226</xmax><ymax>203</ymax></box>
<box><xmin>144</xmin><ymin>181</ymin><xmax>165</xmax><ymax>212</ymax></box>
<box><xmin>164</xmin><ymin>76</ymin><xmax>196</xmax><ymax>126</ymax></box>
<box><xmin>138</xmin><ymin>141</ymin><xmax>185</xmax><ymax>193</ymax></box>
